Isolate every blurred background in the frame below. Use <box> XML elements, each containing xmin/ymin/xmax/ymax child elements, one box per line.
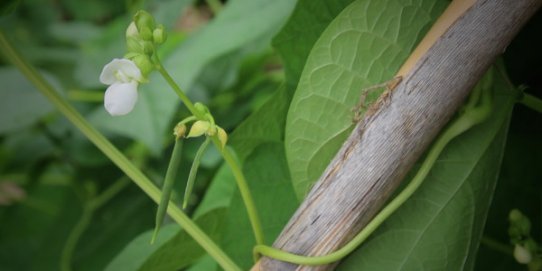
<box><xmin>0</xmin><ymin>0</ymin><xmax>541</xmax><ymax>270</ymax></box>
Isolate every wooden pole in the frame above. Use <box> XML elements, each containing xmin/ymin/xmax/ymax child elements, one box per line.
<box><xmin>254</xmin><ymin>0</ymin><xmax>542</xmax><ymax>270</ymax></box>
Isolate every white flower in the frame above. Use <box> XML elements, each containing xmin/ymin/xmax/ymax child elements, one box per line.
<box><xmin>514</xmin><ymin>244</ymin><xmax>532</xmax><ymax>264</ymax></box>
<box><xmin>99</xmin><ymin>59</ymin><xmax>143</xmax><ymax>116</ymax></box>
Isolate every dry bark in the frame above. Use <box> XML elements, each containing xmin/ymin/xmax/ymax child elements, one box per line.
<box><xmin>254</xmin><ymin>0</ymin><xmax>542</xmax><ymax>270</ymax></box>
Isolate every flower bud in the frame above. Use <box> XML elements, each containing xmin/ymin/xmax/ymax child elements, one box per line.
<box><xmin>139</xmin><ymin>28</ymin><xmax>153</xmax><ymax>41</ymax></box>
<box><xmin>153</xmin><ymin>24</ymin><xmax>167</xmax><ymax>44</ymax></box>
<box><xmin>141</xmin><ymin>40</ymin><xmax>155</xmax><ymax>55</ymax></box>
<box><xmin>126</xmin><ymin>37</ymin><xmax>144</xmax><ymax>54</ymax></box>
<box><xmin>194</xmin><ymin>103</ymin><xmax>209</xmax><ymax>115</ymax></box>
<box><xmin>131</xmin><ymin>54</ymin><xmax>154</xmax><ymax>78</ymax></box>
<box><xmin>134</xmin><ymin>10</ymin><xmax>155</xmax><ymax>40</ymax></box>
<box><xmin>126</xmin><ymin>22</ymin><xmax>139</xmax><ymax>39</ymax></box>
<box><xmin>509</xmin><ymin>209</ymin><xmax>531</xmax><ymax>235</ymax></box>
<box><xmin>207</xmin><ymin>124</ymin><xmax>217</xmax><ymax>136</ymax></box>
<box><xmin>174</xmin><ymin>123</ymin><xmax>187</xmax><ymax>139</ymax></box>
<box><xmin>187</xmin><ymin>121</ymin><xmax>211</xmax><ymax>138</ymax></box>
<box><xmin>217</xmin><ymin>127</ymin><xmax>228</xmax><ymax>149</ymax></box>
<box><xmin>514</xmin><ymin>244</ymin><xmax>532</xmax><ymax>264</ymax></box>
<box><xmin>509</xmin><ymin>209</ymin><xmax>523</xmax><ymax>222</ymax></box>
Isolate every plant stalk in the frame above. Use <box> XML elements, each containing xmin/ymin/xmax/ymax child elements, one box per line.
<box><xmin>156</xmin><ymin>58</ymin><xmax>265</xmax><ymax>246</ymax></box>
<box><xmin>0</xmin><ymin>30</ymin><xmax>241</xmax><ymax>271</ymax></box>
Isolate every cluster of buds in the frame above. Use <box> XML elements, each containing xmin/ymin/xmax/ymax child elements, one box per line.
<box><xmin>508</xmin><ymin>209</ymin><xmax>542</xmax><ymax>269</ymax></box>
<box><xmin>99</xmin><ymin>10</ymin><xmax>167</xmax><ymax>116</ymax></box>
<box><xmin>175</xmin><ymin>103</ymin><xmax>228</xmax><ymax>149</ymax></box>
<box><xmin>125</xmin><ymin>10</ymin><xmax>166</xmax><ymax>79</ymax></box>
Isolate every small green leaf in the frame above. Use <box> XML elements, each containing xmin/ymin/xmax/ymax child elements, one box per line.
<box><xmin>285</xmin><ymin>0</ymin><xmax>448</xmax><ymax>199</ymax></box>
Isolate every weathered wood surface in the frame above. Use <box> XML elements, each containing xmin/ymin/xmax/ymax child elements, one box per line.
<box><xmin>255</xmin><ymin>0</ymin><xmax>542</xmax><ymax>270</ymax></box>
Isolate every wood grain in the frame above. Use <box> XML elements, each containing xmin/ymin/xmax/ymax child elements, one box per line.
<box><xmin>254</xmin><ymin>0</ymin><xmax>542</xmax><ymax>270</ymax></box>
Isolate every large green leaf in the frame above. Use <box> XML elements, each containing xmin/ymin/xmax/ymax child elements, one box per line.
<box><xmin>0</xmin><ymin>182</ymin><xmax>70</xmax><ymax>271</ymax></box>
<box><xmin>0</xmin><ymin>68</ymin><xmax>55</xmax><ymax>134</ymax></box>
<box><xmin>337</xmin><ymin>72</ymin><xmax>516</xmax><ymax>270</ymax></box>
<box><xmin>54</xmin><ymin>190</ymin><xmax>155</xmax><ymax>271</ymax></box>
<box><xmin>187</xmin><ymin>255</ymin><xmax>218</xmax><ymax>271</ymax></box>
<box><xmin>105</xmin><ymin>208</ymin><xmax>226</xmax><ymax>271</ymax></box>
<box><xmin>163</xmin><ymin>0</ymin><xmax>296</xmax><ymax>90</ymax></box>
<box><xmin>272</xmin><ymin>0</ymin><xmax>355</xmax><ymax>88</ymax></box>
<box><xmin>284</xmin><ymin>0</ymin><xmax>448</xmax><ymax>199</ymax></box>
<box><xmin>105</xmin><ymin>164</ymin><xmax>235</xmax><ymax>271</ymax></box>
<box><xmin>228</xmin><ymin>85</ymin><xmax>291</xmax><ymax>161</ymax></box>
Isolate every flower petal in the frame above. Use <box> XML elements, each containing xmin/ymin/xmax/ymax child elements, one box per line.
<box><xmin>104</xmin><ymin>82</ymin><xmax>139</xmax><ymax>116</ymax></box>
<box><xmin>99</xmin><ymin>58</ymin><xmax>143</xmax><ymax>85</ymax></box>
<box><xmin>187</xmin><ymin>121</ymin><xmax>211</xmax><ymax>138</ymax></box>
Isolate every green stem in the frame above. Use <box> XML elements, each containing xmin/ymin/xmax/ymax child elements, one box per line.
<box><xmin>519</xmin><ymin>93</ymin><xmax>542</xmax><ymax>114</ymax></box>
<box><xmin>155</xmin><ymin>62</ymin><xmax>202</xmax><ymax>119</ymax></box>
<box><xmin>254</xmin><ymin>78</ymin><xmax>493</xmax><ymax>265</ymax></box>
<box><xmin>217</xmin><ymin>138</ymin><xmax>265</xmax><ymax>246</ymax></box>
<box><xmin>61</xmin><ymin>177</ymin><xmax>129</xmax><ymax>271</ymax></box>
<box><xmin>60</xmin><ymin>204</ymin><xmax>93</xmax><ymax>271</ymax></box>
<box><xmin>481</xmin><ymin>236</ymin><xmax>513</xmax><ymax>256</ymax></box>
<box><xmin>88</xmin><ymin>178</ymin><xmax>131</xmax><ymax>210</ymax></box>
<box><xmin>67</xmin><ymin>89</ymin><xmax>104</xmax><ymax>102</ymax></box>
<box><xmin>155</xmin><ymin>57</ymin><xmax>265</xmax><ymax>246</ymax></box>
<box><xmin>0</xmin><ymin>31</ymin><xmax>241</xmax><ymax>271</ymax></box>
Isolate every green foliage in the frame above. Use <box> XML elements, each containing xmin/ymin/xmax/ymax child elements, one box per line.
<box><xmin>0</xmin><ymin>0</ymin><xmax>541</xmax><ymax>270</ymax></box>
<box><xmin>285</xmin><ymin>0</ymin><xmax>448</xmax><ymax>199</ymax></box>
<box><xmin>221</xmin><ymin>143</ymin><xmax>298</xmax><ymax>269</ymax></box>
<box><xmin>273</xmin><ymin>0</ymin><xmax>355</xmax><ymax>88</ymax></box>
<box><xmin>0</xmin><ymin>68</ymin><xmax>54</xmax><ymax>134</ymax></box>
<box><xmin>106</xmin><ymin>208</ymin><xmax>226</xmax><ymax>271</ymax></box>
<box><xmin>337</xmin><ymin>70</ymin><xmax>516</xmax><ymax>270</ymax></box>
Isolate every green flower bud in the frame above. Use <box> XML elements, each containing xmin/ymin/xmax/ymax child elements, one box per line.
<box><xmin>217</xmin><ymin>127</ymin><xmax>228</xmax><ymax>149</ymax></box>
<box><xmin>519</xmin><ymin>219</ymin><xmax>532</xmax><ymax>236</ymax></box>
<box><xmin>134</xmin><ymin>10</ymin><xmax>155</xmax><ymax>34</ymax></box>
<box><xmin>509</xmin><ymin>209</ymin><xmax>532</xmax><ymax>235</ymax></box>
<box><xmin>127</xmin><ymin>37</ymin><xmax>144</xmax><ymax>54</ymax></box>
<box><xmin>194</xmin><ymin>103</ymin><xmax>208</xmax><ymax>115</ymax></box>
<box><xmin>509</xmin><ymin>209</ymin><xmax>523</xmax><ymax>222</ymax></box>
<box><xmin>174</xmin><ymin>123</ymin><xmax>187</xmax><ymax>139</ymax></box>
<box><xmin>141</xmin><ymin>40</ymin><xmax>155</xmax><ymax>55</ymax></box>
<box><xmin>187</xmin><ymin>121</ymin><xmax>211</xmax><ymax>138</ymax></box>
<box><xmin>131</xmin><ymin>54</ymin><xmax>154</xmax><ymax>78</ymax></box>
<box><xmin>139</xmin><ymin>27</ymin><xmax>153</xmax><ymax>41</ymax></box>
<box><xmin>124</xmin><ymin>52</ymin><xmax>139</xmax><ymax>59</ymax></box>
<box><xmin>153</xmin><ymin>24</ymin><xmax>167</xmax><ymax>44</ymax></box>
<box><xmin>508</xmin><ymin>225</ymin><xmax>522</xmax><ymax>239</ymax></box>
<box><xmin>126</xmin><ymin>22</ymin><xmax>139</xmax><ymax>39</ymax></box>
